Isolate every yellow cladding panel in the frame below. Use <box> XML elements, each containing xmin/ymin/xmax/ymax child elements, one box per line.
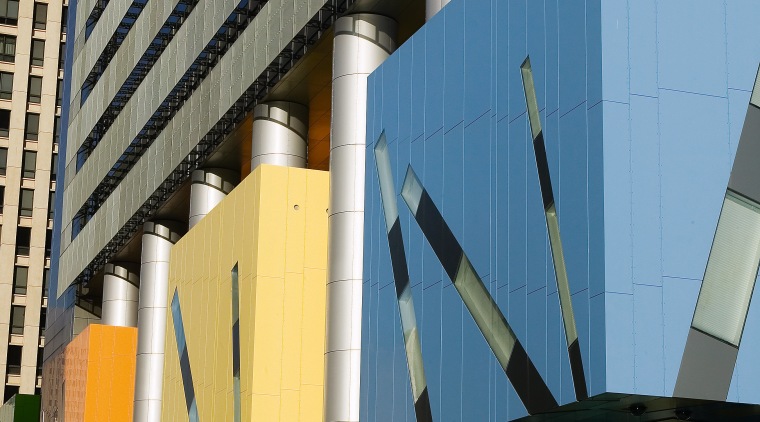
<box><xmin>163</xmin><ymin>165</ymin><xmax>329</xmax><ymax>422</ymax></box>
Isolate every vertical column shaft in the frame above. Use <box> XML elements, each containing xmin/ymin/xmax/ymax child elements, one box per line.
<box><xmin>101</xmin><ymin>262</ymin><xmax>140</xmax><ymax>327</ymax></box>
<box><xmin>426</xmin><ymin>0</ymin><xmax>451</xmax><ymax>21</ymax></box>
<box><xmin>188</xmin><ymin>168</ymin><xmax>239</xmax><ymax>229</ymax></box>
<box><xmin>133</xmin><ymin>221</ymin><xmax>185</xmax><ymax>422</ymax></box>
<box><xmin>251</xmin><ymin>101</ymin><xmax>309</xmax><ymax>169</ymax></box>
<box><xmin>324</xmin><ymin>14</ymin><xmax>397</xmax><ymax>422</ymax></box>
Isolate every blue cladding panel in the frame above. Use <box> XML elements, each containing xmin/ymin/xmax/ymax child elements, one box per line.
<box><xmin>362</xmin><ymin>0</ymin><xmax>760</xmax><ymax>419</ymax></box>
<box><xmin>443</xmin><ymin>0</ymin><xmax>464</xmax><ymax>131</ymax></box>
<box><xmin>600</xmin><ymin>0</ymin><xmax>760</xmax><ymax>399</ymax></box>
<box><xmin>657</xmin><ymin>0</ymin><xmax>727</xmax><ymax>97</ymax></box>
<box><xmin>363</xmin><ymin>0</ymin><xmax>603</xmax><ymax>419</ymax></box>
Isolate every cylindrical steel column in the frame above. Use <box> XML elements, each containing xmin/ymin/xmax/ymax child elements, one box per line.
<box><xmin>133</xmin><ymin>220</ymin><xmax>185</xmax><ymax>422</ymax></box>
<box><xmin>251</xmin><ymin>101</ymin><xmax>309</xmax><ymax>169</ymax></box>
<box><xmin>188</xmin><ymin>168</ymin><xmax>239</xmax><ymax>229</ymax></box>
<box><xmin>325</xmin><ymin>14</ymin><xmax>397</xmax><ymax>422</ymax></box>
<box><xmin>101</xmin><ymin>262</ymin><xmax>140</xmax><ymax>327</ymax></box>
<box><xmin>426</xmin><ymin>0</ymin><xmax>451</xmax><ymax>21</ymax></box>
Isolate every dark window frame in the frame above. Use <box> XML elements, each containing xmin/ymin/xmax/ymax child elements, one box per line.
<box><xmin>13</xmin><ymin>266</ymin><xmax>28</xmax><ymax>295</ymax></box>
<box><xmin>25</xmin><ymin>113</ymin><xmax>40</xmax><ymax>140</ymax></box>
<box><xmin>0</xmin><ymin>146</ymin><xmax>6</xmax><ymax>174</ymax></box>
<box><xmin>0</xmin><ymin>34</ymin><xmax>16</xmax><ymax>62</ymax></box>
<box><xmin>16</xmin><ymin>226</ymin><xmax>31</xmax><ymax>255</ymax></box>
<box><xmin>28</xmin><ymin>75</ymin><xmax>42</xmax><ymax>103</ymax></box>
<box><xmin>0</xmin><ymin>0</ymin><xmax>19</xmax><ymax>26</ymax></box>
<box><xmin>53</xmin><ymin>115</ymin><xmax>60</xmax><ymax>144</ymax></box>
<box><xmin>22</xmin><ymin>150</ymin><xmax>37</xmax><ymax>179</ymax></box>
<box><xmin>0</xmin><ymin>71</ymin><xmax>12</xmax><ymax>100</ymax></box>
<box><xmin>32</xmin><ymin>2</ymin><xmax>47</xmax><ymax>30</ymax></box>
<box><xmin>30</xmin><ymin>39</ymin><xmax>44</xmax><ymax>67</ymax></box>
<box><xmin>0</xmin><ymin>108</ymin><xmax>9</xmax><ymax>137</ymax></box>
<box><xmin>19</xmin><ymin>188</ymin><xmax>34</xmax><ymax>217</ymax></box>
<box><xmin>6</xmin><ymin>345</ymin><xmax>22</xmax><ymax>375</ymax></box>
<box><xmin>10</xmin><ymin>305</ymin><xmax>25</xmax><ymax>334</ymax></box>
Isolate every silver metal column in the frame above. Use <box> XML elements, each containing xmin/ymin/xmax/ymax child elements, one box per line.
<box><xmin>426</xmin><ymin>0</ymin><xmax>451</xmax><ymax>21</ymax></box>
<box><xmin>101</xmin><ymin>262</ymin><xmax>140</xmax><ymax>327</ymax></box>
<box><xmin>188</xmin><ymin>168</ymin><xmax>239</xmax><ymax>229</ymax></box>
<box><xmin>324</xmin><ymin>14</ymin><xmax>396</xmax><ymax>422</ymax></box>
<box><xmin>133</xmin><ymin>220</ymin><xmax>185</xmax><ymax>422</ymax></box>
<box><xmin>251</xmin><ymin>101</ymin><xmax>309</xmax><ymax>169</ymax></box>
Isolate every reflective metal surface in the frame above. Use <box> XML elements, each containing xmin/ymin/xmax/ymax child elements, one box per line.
<box><xmin>325</xmin><ymin>13</ymin><xmax>397</xmax><ymax>422</ymax></box>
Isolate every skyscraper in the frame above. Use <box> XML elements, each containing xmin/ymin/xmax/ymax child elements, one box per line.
<box><xmin>0</xmin><ymin>0</ymin><xmax>67</xmax><ymax>409</ymax></box>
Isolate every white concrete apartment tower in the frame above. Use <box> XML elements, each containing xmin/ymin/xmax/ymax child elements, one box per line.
<box><xmin>0</xmin><ymin>0</ymin><xmax>67</xmax><ymax>405</ymax></box>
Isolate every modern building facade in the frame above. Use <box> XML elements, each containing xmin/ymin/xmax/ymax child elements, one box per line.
<box><xmin>39</xmin><ymin>0</ymin><xmax>760</xmax><ymax>421</ymax></box>
<box><xmin>0</xmin><ymin>0</ymin><xmax>66</xmax><ymax>409</ymax></box>
<box><xmin>44</xmin><ymin>0</ymin><xmax>422</xmax><ymax>421</ymax></box>
<box><xmin>362</xmin><ymin>0</ymin><xmax>760</xmax><ymax>421</ymax></box>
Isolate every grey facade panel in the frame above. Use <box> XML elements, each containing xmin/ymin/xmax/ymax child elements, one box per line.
<box><xmin>57</xmin><ymin>0</ymin><xmax>329</xmax><ymax>296</ymax></box>
<box><xmin>728</xmin><ymin>104</ymin><xmax>760</xmax><ymax>204</ymax></box>
<box><xmin>674</xmin><ymin>328</ymin><xmax>738</xmax><ymax>401</ymax></box>
<box><xmin>63</xmin><ymin>0</ymin><xmax>235</xmax><ymax>222</ymax></box>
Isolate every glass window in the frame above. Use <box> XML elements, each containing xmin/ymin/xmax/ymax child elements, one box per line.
<box><xmin>42</xmin><ymin>268</ymin><xmax>49</xmax><ymax>298</ymax></box>
<box><xmin>0</xmin><ymin>185</ymin><xmax>4</xmax><ymax>213</ymax></box>
<box><xmin>28</xmin><ymin>76</ymin><xmax>42</xmax><ymax>103</ymax></box>
<box><xmin>0</xmin><ymin>146</ymin><xmax>6</xmax><ymax>174</ymax></box>
<box><xmin>36</xmin><ymin>346</ymin><xmax>43</xmax><ymax>377</ymax></box>
<box><xmin>0</xmin><ymin>0</ymin><xmax>19</xmax><ymax>26</ymax></box>
<box><xmin>22</xmin><ymin>150</ymin><xmax>36</xmax><ymax>179</ymax></box>
<box><xmin>58</xmin><ymin>42</ymin><xmax>65</xmax><ymax>69</ymax></box>
<box><xmin>39</xmin><ymin>308</ymin><xmax>46</xmax><ymax>338</ymax></box>
<box><xmin>25</xmin><ymin>113</ymin><xmax>39</xmax><ymax>140</ymax></box>
<box><xmin>61</xmin><ymin>6</ymin><xmax>67</xmax><ymax>33</ymax></box>
<box><xmin>692</xmin><ymin>192</ymin><xmax>760</xmax><ymax>346</ymax></box>
<box><xmin>33</xmin><ymin>3</ymin><xmax>47</xmax><ymax>30</ymax></box>
<box><xmin>0</xmin><ymin>34</ymin><xmax>15</xmax><ymax>62</ymax></box>
<box><xmin>51</xmin><ymin>153</ymin><xmax>58</xmax><ymax>180</ymax></box>
<box><xmin>0</xmin><ymin>71</ymin><xmax>12</xmax><ymax>99</ymax></box>
<box><xmin>30</xmin><ymin>39</ymin><xmax>44</xmax><ymax>67</ymax></box>
<box><xmin>56</xmin><ymin>79</ymin><xmax>63</xmax><ymax>106</ymax></box>
<box><xmin>47</xmin><ymin>191</ymin><xmax>55</xmax><ymax>220</ymax></box>
<box><xmin>6</xmin><ymin>345</ymin><xmax>21</xmax><ymax>375</ymax></box>
<box><xmin>53</xmin><ymin>116</ymin><xmax>60</xmax><ymax>144</ymax></box>
<box><xmin>19</xmin><ymin>188</ymin><xmax>34</xmax><ymax>217</ymax></box>
<box><xmin>13</xmin><ymin>266</ymin><xmax>27</xmax><ymax>295</ymax></box>
<box><xmin>0</xmin><ymin>109</ymin><xmax>9</xmax><ymax>137</ymax></box>
<box><xmin>16</xmin><ymin>226</ymin><xmax>31</xmax><ymax>255</ymax></box>
<box><xmin>10</xmin><ymin>305</ymin><xmax>25</xmax><ymax>334</ymax></box>
<box><xmin>45</xmin><ymin>228</ymin><xmax>51</xmax><ymax>258</ymax></box>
